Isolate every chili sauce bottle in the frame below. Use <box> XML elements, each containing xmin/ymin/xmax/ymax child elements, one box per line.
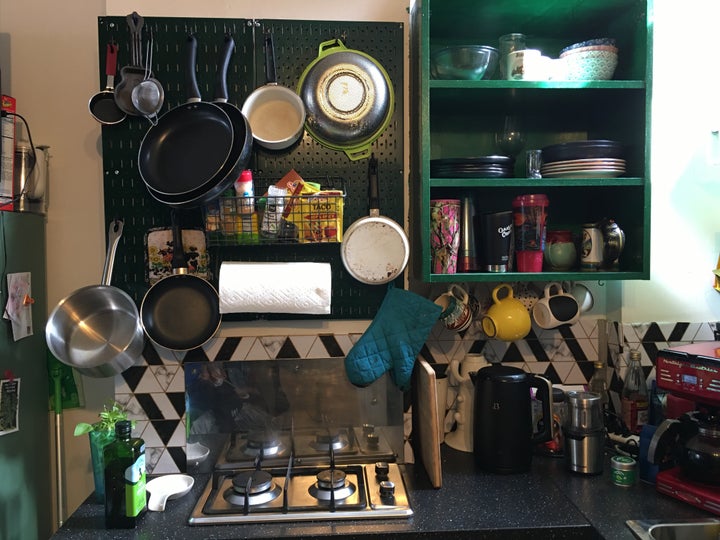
<box><xmin>103</xmin><ymin>420</ymin><xmax>146</xmax><ymax>528</ymax></box>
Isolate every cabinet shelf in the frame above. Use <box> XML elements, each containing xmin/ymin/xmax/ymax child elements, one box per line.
<box><xmin>427</xmin><ymin>270</ymin><xmax>647</xmax><ymax>284</ymax></box>
<box><xmin>429</xmin><ymin>177</ymin><xmax>645</xmax><ymax>188</ymax></box>
<box><xmin>410</xmin><ymin>0</ymin><xmax>652</xmax><ymax>283</ymax></box>
<box><xmin>429</xmin><ymin>80</ymin><xmax>646</xmax><ymax>90</ymax></box>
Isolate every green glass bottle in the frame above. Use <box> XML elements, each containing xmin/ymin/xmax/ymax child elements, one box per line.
<box><xmin>103</xmin><ymin>420</ymin><xmax>146</xmax><ymax>528</ymax></box>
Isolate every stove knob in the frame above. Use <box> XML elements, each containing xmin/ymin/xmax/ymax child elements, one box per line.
<box><xmin>375</xmin><ymin>461</ymin><xmax>390</xmax><ymax>480</ymax></box>
<box><xmin>379</xmin><ymin>480</ymin><xmax>395</xmax><ymax>499</ymax></box>
<box><xmin>366</xmin><ymin>432</ymin><xmax>380</xmax><ymax>447</ymax></box>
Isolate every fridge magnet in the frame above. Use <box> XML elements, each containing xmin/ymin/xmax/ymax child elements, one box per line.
<box><xmin>3</xmin><ymin>272</ymin><xmax>33</xmax><ymax>341</ymax></box>
<box><xmin>0</xmin><ymin>377</ymin><xmax>20</xmax><ymax>435</ymax></box>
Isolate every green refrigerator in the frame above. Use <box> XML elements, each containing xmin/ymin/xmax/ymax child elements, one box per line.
<box><xmin>0</xmin><ymin>211</ymin><xmax>52</xmax><ymax>540</ymax></box>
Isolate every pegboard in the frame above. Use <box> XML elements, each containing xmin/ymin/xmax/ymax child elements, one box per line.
<box><xmin>97</xmin><ymin>16</ymin><xmax>404</xmax><ymax>320</ymax></box>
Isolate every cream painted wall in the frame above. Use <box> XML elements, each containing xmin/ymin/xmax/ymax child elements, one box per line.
<box><xmin>618</xmin><ymin>0</ymin><xmax>720</xmax><ymax>322</ymax></box>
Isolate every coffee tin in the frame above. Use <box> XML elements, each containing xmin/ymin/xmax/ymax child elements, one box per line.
<box><xmin>611</xmin><ymin>455</ymin><xmax>637</xmax><ymax>487</ymax></box>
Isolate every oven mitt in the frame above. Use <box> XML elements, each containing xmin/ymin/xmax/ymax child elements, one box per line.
<box><xmin>345</xmin><ymin>285</ymin><xmax>442</xmax><ymax>391</ymax></box>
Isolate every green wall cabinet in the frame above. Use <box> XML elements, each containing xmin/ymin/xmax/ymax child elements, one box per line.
<box><xmin>410</xmin><ymin>0</ymin><xmax>652</xmax><ymax>283</ymax></box>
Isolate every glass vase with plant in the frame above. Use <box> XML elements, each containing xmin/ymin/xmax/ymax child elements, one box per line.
<box><xmin>74</xmin><ymin>401</ymin><xmax>133</xmax><ymax>502</ymax></box>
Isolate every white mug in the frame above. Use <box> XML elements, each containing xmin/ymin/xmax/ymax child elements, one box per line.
<box><xmin>532</xmin><ymin>282</ymin><xmax>580</xmax><ymax>329</ymax></box>
<box><xmin>505</xmin><ymin>49</ymin><xmax>542</xmax><ymax>80</ymax></box>
<box><xmin>570</xmin><ymin>282</ymin><xmax>594</xmax><ymax>313</ymax></box>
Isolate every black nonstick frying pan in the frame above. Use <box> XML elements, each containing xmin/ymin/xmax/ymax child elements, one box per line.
<box><xmin>145</xmin><ymin>34</ymin><xmax>253</xmax><ymax>208</ymax></box>
<box><xmin>137</xmin><ymin>34</ymin><xmax>234</xmax><ymax>199</ymax></box>
<box><xmin>140</xmin><ymin>211</ymin><xmax>221</xmax><ymax>351</ymax></box>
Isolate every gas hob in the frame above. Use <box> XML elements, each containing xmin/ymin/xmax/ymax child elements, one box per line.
<box><xmin>189</xmin><ymin>460</ymin><xmax>412</xmax><ymax>525</ymax></box>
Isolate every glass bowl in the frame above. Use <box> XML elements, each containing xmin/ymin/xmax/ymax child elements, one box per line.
<box><xmin>431</xmin><ymin>45</ymin><xmax>499</xmax><ymax>80</ymax></box>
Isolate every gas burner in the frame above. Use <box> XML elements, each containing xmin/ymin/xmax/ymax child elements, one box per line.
<box><xmin>224</xmin><ymin>470</ymin><xmax>282</xmax><ymax>506</ymax></box>
<box><xmin>310</xmin><ymin>431</ymin><xmax>349</xmax><ymax>453</ymax></box>
<box><xmin>243</xmin><ymin>431</ymin><xmax>285</xmax><ymax>457</ymax></box>
<box><xmin>308</xmin><ymin>469</ymin><xmax>356</xmax><ymax>501</ymax></box>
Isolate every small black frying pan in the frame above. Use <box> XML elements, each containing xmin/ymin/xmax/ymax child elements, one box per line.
<box><xmin>140</xmin><ymin>211</ymin><xmax>221</xmax><ymax>351</ymax></box>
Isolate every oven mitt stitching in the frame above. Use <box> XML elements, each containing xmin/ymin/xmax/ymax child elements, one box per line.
<box><xmin>344</xmin><ymin>285</ymin><xmax>442</xmax><ymax>391</ymax></box>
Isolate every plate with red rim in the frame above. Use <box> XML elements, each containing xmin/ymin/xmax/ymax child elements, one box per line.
<box><xmin>542</xmin><ymin>157</ymin><xmax>626</xmax><ymax>168</ymax></box>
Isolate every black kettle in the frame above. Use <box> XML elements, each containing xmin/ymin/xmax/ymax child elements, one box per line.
<box><xmin>473</xmin><ymin>364</ymin><xmax>552</xmax><ymax>473</ymax></box>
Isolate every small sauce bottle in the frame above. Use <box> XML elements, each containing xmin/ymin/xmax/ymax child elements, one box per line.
<box><xmin>234</xmin><ymin>169</ymin><xmax>255</xmax><ymax>215</ymax></box>
<box><xmin>104</xmin><ymin>420</ymin><xmax>146</xmax><ymax>528</ymax></box>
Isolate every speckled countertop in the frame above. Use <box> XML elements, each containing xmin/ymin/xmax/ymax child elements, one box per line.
<box><xmin>50</xmin><ymin>446</ymin><xmax>712</xmax><ymax>540</ymax></box>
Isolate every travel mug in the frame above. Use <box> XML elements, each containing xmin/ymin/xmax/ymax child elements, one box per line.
<box><xmin>478</xmin><ymin>210</ymin><xmax>513</xmax><ymax>272</ymax></box>
<box><xmin>512</xmin><ymin>194</ymin><xmax>549</xmax><ymax>272</ymax></box>
<box><xmin>430</xmin><ymin>199</ymin><xmax>462</xmax><ymax>274</ymax></box>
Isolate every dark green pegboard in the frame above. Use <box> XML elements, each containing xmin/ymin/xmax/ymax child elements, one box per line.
<box><xmin>97</xmin><ymin>16</ymin><xmax>404</xmax><ymax>320</ymax></box>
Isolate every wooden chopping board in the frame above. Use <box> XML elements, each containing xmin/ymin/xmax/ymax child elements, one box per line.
<box><xmin>411</xmin><ymin>356</ymin><xmax>442</xmax><ymax>488</ymax></box>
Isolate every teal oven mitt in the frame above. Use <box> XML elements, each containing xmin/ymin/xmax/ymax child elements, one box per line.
<box><xmin>345</xmin><ymin>285</ymin><xmax>442</xmax><ymax>391</ymax></box>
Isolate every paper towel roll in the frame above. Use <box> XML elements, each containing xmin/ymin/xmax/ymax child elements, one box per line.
<box><xmin>219</xmin><ymin>262</ymin><xmax>332</xmax><ymax>315</ymax></box>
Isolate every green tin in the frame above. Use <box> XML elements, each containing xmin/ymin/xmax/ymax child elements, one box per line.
<box><xmin>611</xmin><ymin>455</ymin><xmax>637</xmax><ymax>487</ymax></box>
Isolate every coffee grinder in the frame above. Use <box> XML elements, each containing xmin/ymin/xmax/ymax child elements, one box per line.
<box><xmin>650</xmin><ymin>342</ymin><xmax>720</xmax><ymax>515</ymax></box>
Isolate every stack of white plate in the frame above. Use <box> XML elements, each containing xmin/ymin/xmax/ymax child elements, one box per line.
<box><xmin>540</xmin><ymin>157</ymin><xmax>626</xmax><ymax>178</ymax></box>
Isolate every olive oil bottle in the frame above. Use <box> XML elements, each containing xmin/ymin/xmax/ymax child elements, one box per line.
<box><xmin>103</xmin><ymin>420</ymin><xmax>146</xmax><ymax>528</ymax></box>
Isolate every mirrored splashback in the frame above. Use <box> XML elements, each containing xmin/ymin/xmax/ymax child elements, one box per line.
<box><xmin>185</xmin><ymin>359</ymin><xmax>404</xmax><ymax>470</ymax></box>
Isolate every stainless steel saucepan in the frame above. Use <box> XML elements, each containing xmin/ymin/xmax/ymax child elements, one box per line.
<box><xmin>46</xmin><ymin>220</ymin><xmax>145</xmax><ymax>378</ymax></box>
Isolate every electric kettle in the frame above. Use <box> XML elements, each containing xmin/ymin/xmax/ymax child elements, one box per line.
<box><xmin>473</xmin><ymin>364</ymin><xmax>552</xmax><ymax>473</ymax></box>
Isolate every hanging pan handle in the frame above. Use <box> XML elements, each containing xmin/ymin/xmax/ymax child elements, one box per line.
<box><xmin>101</xmin><ymin>219</ymin><xmax>124</xmax><ymax>286</ymax></box>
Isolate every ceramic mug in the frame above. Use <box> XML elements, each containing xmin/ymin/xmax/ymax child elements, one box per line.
<box><xmin>569</xmin><ymin>282</ymin><xmax>594</xmax><ymax>313</ymax></box>
<box><xmin>506</xmin><ymin>49</ymin><xmax>542</xmax><ymax>80</ymax></box>
<box><xmin>532</xmin><ymin>282</ymin><xmax>580</xmax><ymax>329</ymax></box>
<box><xmin>435</xmin><ymin>284</ymin><xmax>473</xmax><ymax>332</ymax></box>
<box><xmin>481</xmin><ymin>283</ymin><xmax>531</xmax><ymax>341</ymax></box>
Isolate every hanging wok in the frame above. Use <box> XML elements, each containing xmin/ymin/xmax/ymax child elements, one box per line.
<box><xmin>298</xmin><ymin>38</ymin><xmax>394</xmax><ymax>161</ymax></box>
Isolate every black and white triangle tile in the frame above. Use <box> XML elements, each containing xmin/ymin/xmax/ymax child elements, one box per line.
<box><xmin>114</xmin><ymin>321</ymin><xmax>720</xmax><ymax>474</ymax></box>
<box><xmin>114</xmin><ymin>332</ymin><xmax>357</xmax><ymax>475</ymax></box>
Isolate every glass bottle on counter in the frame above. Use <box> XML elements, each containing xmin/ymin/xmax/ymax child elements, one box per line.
<box><xmin>104</xmin><ymin>420</ymin><xmax>146</xmax><ymax>529</ymax></box>
<box><xmin>588</xmin><ymin>361</ymin><xmax>610</xmax><ymax>410</ymax></box>
<box><xmin>621</xmin><ymin>351</ymin><xmax>648</xmax><ymax>434</ymax></box>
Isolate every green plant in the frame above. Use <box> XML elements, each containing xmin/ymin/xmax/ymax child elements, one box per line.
<box><xmin>73</xmin><ymin>401</ymin><xmax>133</xmax><ymax>436</ymax></box>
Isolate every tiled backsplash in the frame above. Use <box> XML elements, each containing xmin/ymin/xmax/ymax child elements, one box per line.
<box><xmin>113</xmin><ymin>312</ymin><xmax>720</xmax><ymax>475</ymax></box>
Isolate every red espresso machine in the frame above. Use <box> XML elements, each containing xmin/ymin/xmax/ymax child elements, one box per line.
<box><xmin>652</xmin><ymin>342</ymin><xmax>720</xmax><ymax>515</ymax></box>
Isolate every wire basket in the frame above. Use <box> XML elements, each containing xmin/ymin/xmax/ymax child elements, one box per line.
<box><xmin>205</xmin><ymin>177</ymin><xmax>346</xmax><ymax>246</ymax></box>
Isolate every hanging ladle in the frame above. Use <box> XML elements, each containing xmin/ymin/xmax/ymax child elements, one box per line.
<box><xmin>132</xmin><ymin>29</ymin><xmax>164</xmax><ymax>125</ymax></box>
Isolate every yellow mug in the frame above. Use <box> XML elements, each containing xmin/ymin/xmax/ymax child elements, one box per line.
<box><xmin>481</xmin><ymin>283</ymin><xmax>531</xmax><ymax>341</ymax></box>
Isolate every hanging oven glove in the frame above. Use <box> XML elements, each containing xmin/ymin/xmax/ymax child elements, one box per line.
<box><xmin>344</xmin><ymin>284</ymin><xmax>442</xmax><ymax>391</ymax></box>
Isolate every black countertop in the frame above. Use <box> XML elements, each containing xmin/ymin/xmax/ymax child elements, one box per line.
<box><xmin>51</xmin><ymin>446</ymin><xmax>713</xmax><ymax>540</ymax></box>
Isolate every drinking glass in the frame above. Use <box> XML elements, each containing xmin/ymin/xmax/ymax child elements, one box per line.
<box><xmin>494</xmin><ymin>115</ymin><xmax>526</xmax><ymax>159</ymax></box>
